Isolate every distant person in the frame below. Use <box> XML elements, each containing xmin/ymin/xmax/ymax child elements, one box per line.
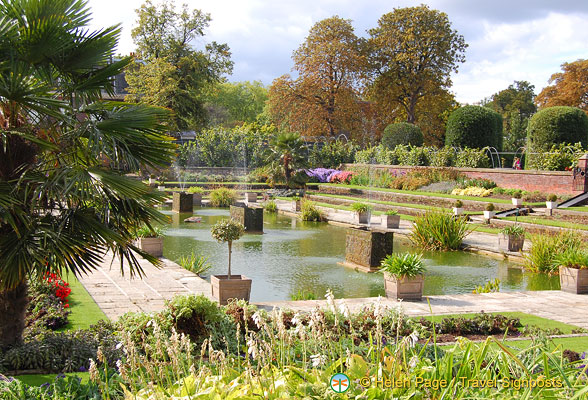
<box><xmin>513</xmin><ymin>157</ymin><xmax>522</xmax><ymax>170</ymax></box>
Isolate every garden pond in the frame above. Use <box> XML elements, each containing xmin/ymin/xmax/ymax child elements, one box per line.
<box><xmin>161</xmin><ymin>207</ymin><xmax>559</xmax><ymax>302</ymax></box>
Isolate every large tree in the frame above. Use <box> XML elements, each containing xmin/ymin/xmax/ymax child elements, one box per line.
<box><xmin>484</xmin><ymin>80</ymin><xmax>536</xmax><ymax>151</ymax></box>
<box><xmin>368</xmin><ymin>5</ymin><xmax>467</xmax><ymax>125</ymax></box>
<box><xmin>204</xmin><ymin>81</ymin><xmax>268</xmax><ymax>127</ymax></box>
<box><xmin>0</xmin><ymin>0</ymin><xmax>176</xmax><ymax>348</ymax></box>
<box><xmin>536</xmin><ymin>59</ymin><xmax>588</xmax><ymax>114</ymax></box>
<box><xmin>267</xmin><ymin>16</ymin><xmax>365</xmax><ymax>138</ymax></box>
<box><xmin>125</xmin><ymin>0</ymin><xmax>233</xmax><ymax>132</ymax></box>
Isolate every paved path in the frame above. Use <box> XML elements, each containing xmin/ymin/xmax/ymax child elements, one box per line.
<box><xmin>256</xmin><ymin>291</ymin><xmax>588</xmax><ymax>329</ymax></box>
<box><xmin>78</xmin><ymin>253</ymin><xmax>212</xmax><ymax>319</ymax></box>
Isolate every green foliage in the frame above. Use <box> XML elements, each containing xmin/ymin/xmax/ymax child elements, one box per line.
<box><xmin>551</xmin><ymin>247</ymin><xmax>588</xmax><ymax>270</ymax></box>
<box><xmin>177</xmin><ymin>252</ymin><xmax>212</xmax><ymax>276</ymax></box>
<box><xmin>300</xmin><ymin>200</ymin><xmax>323</xmax><ymax>221</ymax></box>
<box><xmin>209</xmin><ymin>188</ymin><xmax>237</xmax><ymax>207</ymax></box>
<box><xmin>525</xmin><ymin>231</ymin><xmax>584</xmax><ymax>273</ymax></box>
<box><xmin>211</xmin><ymin>219</ymin><xmax>244</xmax><ymax>243</ymax></box>
<box><xmin>380</xmin><ymin>253</ymin><xmax>426</xmax><ymax>278</ymax></box>
<box><xmin>186</xmin><ymin>186</ymin><xmax>204</xmax><ymax>194</ymax></box>
<box><xmin>457</xmin><ymin>177</ymin><xmax>496</xmax><ymax>190</ymax></box>
<box><xmin>385</xmin><ymin>209</ymin><xmax>398</xmax><ymax>215</ymax></box>
<box><xmin>26</xmin><ymin>279</ymin><xmax>70</xmax><ymax>332</ymax></box>
<box><xmin>267</xmin><ymin>132</ymin><xmax>308</xmax><ymax>185</ymax></box>
<box><xmin>446</xmin><ymin>105</ymin><xmax>503</xmax><ymax>150</ymax></box>
<box><xmin>473</xmin><ymin>278</ymin><xmax>501</xmax><ymax>294</ymax></box>
<box><xmin>308</xmin><ymin>141</ymin><xmax>357</xmax><ymax>169</ymax></box>
<box><xmin>290</xmin><ymin>290</ymin><xmax>318</xmax><ymax>300</ymax></box>
<box><xmin>204</xmin><ymin>81</ymin><xmax>268</xmax><ymax>126</ymax></box>
<box><xmin>454</xmin><ymin>147</ymin><xmax>491</xmax><ymax>168</ymax></box>
<box><xmin>485</xmin><ymin>203</ymin><xmax>495</xmax><ymax>212</ymax></box>
<box><xmin>351</xmin><ymin>202</ymin><xmax>373</xmax><ymax>213</ymax></box>
<box><xmin>409</xmin><ymin>210</ymin><xmax>471</xmax><ymax>250</ymax></box>
<box><xmin>512</xmin><ymin>190</ymin><xmax>523</xmax><ymax>199</ymax></box>
<box><xmin>500</xmin><ymin>225</ymin><xmax>525</xmax><ymax>237</ymax></box>
<box><xmin>454</xmin><ymin>200</ymin><xmax>463</xmax><ymax>208</ymax></box>
<box><xmin>135</xmin><ymin>225</ymin><xmax>165</xmax><ymax>238</ymax></box>
<box><xmin>0</xmin><ymin>374</ymin><xmax>101</xmax><ymax>399</ymax></box>
<box><xmin>264</xmin><ymin>200</ymin><xmax>277</xmax><ymax>213</ymax></box>
<box><xmin>382</xmin><ymin>123</ymin><xmax>424</xmax><ymax>149</ymax></box>
<box><xmin>525</xmin><ymin>142</ymin><xmax>585</xmax><ymax>171</ymax></box>
<box><xmin>527</xmin><ymin>107</ymin><xmax>588</xmax><ymax>164</ymax></box>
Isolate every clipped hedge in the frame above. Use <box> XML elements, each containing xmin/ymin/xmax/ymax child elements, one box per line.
<box><xmin>445</xmin><ymin>105</ymin><xmax>503</xmax><ymax>151</ymax></box>
<box><xmin>382</xmin><ymin>122</ymin><xmax>424</xmax><ymax>149</ymax></box>
<box><xmin>526</xmin><ymin>106</ymin><xmax>588</xmax><ymax>169</ymax></box>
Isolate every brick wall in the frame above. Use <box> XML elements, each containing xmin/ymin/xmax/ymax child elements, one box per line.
<box><xmin>342</xmin><ymin>164</ymin><xmax>577</xmax><ymax>195</ymax></box>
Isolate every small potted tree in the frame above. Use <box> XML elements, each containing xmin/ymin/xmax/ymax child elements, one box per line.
<box><xmin>381</xmin><ymin>209</ymin><xmax>401</xmax><ymax>229</ymax></box>
<box><xmin>381</xmin><ymin>253</ymin><xmax>426</xmax><ymax>301</ymax></box>
<box><xmin>546</xmin><ymin>194</ymin><xmax>558</xmax><ymax>210</ymax></box>
<box><xmin>484</xmin><ymin>203</ymin><xmax>495</xmax><ymax>220</ymax></box>
<box><xmin>187</xmin><ymin>186</ymin><xmax>204</xmax><ymax>206</ymax></box>
<box><xmin>499</xmin><ymin>224</ymin><xmax>525</xmax><ymax>252</ymax></box>
<box><xmin>210</xmin><ymin>219</ymin><xmax>250</xmax><ymax>305</ymax></box>
<box><xmin>453</xmin><ymin>200</ymin><xmax>464</xmax><ymax>216</ymax></box>
<box><xmin>135</xmin><ymin>225</ymin><xmax>165</xmax><ymax>257</ymax></box>
<box><xmin>292</xmin><ymin>196</ymin><xmax>301</xmax><ymax>212</ymax></box>
<box><xmin>554</xmin><ymin>249</ymin><xmax>588</xmax><ymax>294</ymax></box>
<box><xmin>351</xmin><ymin>202</ymin><xmax>373</xmax><ymax>224</ymax></box>
<box><xmin>511</xmin><ymin>190</ymin><xmax>523</xmax><ymax>207</ymax></box>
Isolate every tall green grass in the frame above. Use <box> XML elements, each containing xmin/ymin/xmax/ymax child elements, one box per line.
<box><xmin>524</xmin><ymin>230</ymin><xmax>584</xmax><ymax>273</ymax></box>
<box><xmin>409</xmin><ymin>210</ymin><xmax>472</xmax><ymax>250</ymax></box>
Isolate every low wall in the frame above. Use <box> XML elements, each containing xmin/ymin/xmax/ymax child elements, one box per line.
<box><xmin>342</xmin><ymin>164</ymin><xmax>577</xmax><ymax>195</ymax></box>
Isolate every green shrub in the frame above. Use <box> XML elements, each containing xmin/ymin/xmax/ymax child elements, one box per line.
<box><xmin>290</xmin><ymin>290</ymin><xmax>318</xmax><ymax>300</ymax></box>
<box><xmin>382</xmin><ymin>123</ymin><xmax>424</xmax><ymax>149</ymax></box>
<box><xmin>454</xmin><ymin>147</ymin><xmax>490</xmax><ymax>168</ymax></box>
<box><xmin>300</xmin><ymin>200</ymin><xmax>323</xmax><ymax>221</ymax></box>
<box><xmin>177</xmin><ymin>252</ymin><xmax>212</xmax><ymax>276</ymax></box>
<box><xmin>500</xmin><ymin>224</ymin><xmax>525</xmax><ymax>237</ymax></box>
<box><xmin>409</xmin><ymin>210</ymin><xmax>471</xmax><ymax>251</ymax></box>
<box><xmin>551</xmin><ymin>247</ymin><xmax>588</xmax><ymax>270</ymax></box>
<box><xmin>186</xmin><ymin>186</ymin><xmax>204</xmax><ymax>194</ymax></box>
<box><xmin>209</xmin><ymin>187</ymin><xmax>237</xmax><ymax>207</ymax></box>
<box><xmin>264</xmin><ymin>200</ymin><xmax>277</xmax><ymax>212</ymax></box>
<box><xmin>351</xmin><ymin>202</ymin><xmax>372</xmax><ymax>213</ymax></box>
<box><xmin>135</xmin><ymin>225</ymin><xmax>165</xmax><ymax>238</ymax></box>
<box><xmin>385</xmin><ymin>209</ymin><xmax>398</xmax><ymax>216</ymax></box>
<box><xmin>457</xmin><ymin>177</ymin><xmax>496</xmax><ymax>190</ymax></box>
<box><xmin>525</xmin><ymin>142</ymin><xmax>585</xmax><ymax>171</ymax></box>
<box><xmin>308</xmin><ymin>140</ymin><xmax>357</xmax><ymax>168</ymax></box>
<box><xmin>380</xmin><ymin>253</ymin><xmax>426</xmax><ymax>278</ymax></box>
<box><xmin>394</xmin><ymin>144</ymin><xmax>430</xmax><ymax>166</ymax></box>
<box><xmin>485</xmin><ymin>203</ymin><xmax>495</xmax><ymax>211</ymax></box>
<box><xmin>454</xmin><ymin>200</ymin><xmax>463</xmax><ymax>208</ymax></box>
<box><xmin>429</xmin><ymin>146</ymin><xmax>456</xmax><ymax>167</ymax></box>
<box><xmin>446</xmin><ymin>105</ymin><xmax>503</xmax><ymax>150</ymax></box>
<box><xmin>524</xmin><ymin>231</ymin><xmax>583</xmax><ymax>273</ymax></box>
<box><xmin>547</xmin><ymin>194</ymin><xmax>558</xmax><ymax>202</ymax></box>
<box><xmin>526</xmin><ymin>106</ymin><xmax>588</xmax><ymax>169</ymax></box>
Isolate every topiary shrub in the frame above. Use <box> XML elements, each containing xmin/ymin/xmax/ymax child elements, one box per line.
<box><xmin>526</xmin><ymin>106</ymin><xmax>588</xmax><ymax>169</ymax></box>
<box><xmin>445</xmin><ymin>105</ymin><xmax>503</xmax><ymax>151</ymax></box>
<box><xmin>381</xmin><ymin>122</ymin><xmax>424</xmax><ymax>149</ymax></box>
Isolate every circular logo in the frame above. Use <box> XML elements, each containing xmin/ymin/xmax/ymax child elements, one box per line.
<box><xmin>330</xmin><ymin>373</ymin><xmax>350</xmax><ymax>393</ymax></box>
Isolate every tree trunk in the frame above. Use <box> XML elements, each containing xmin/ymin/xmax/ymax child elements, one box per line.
<box><xmin>0</xmin><ymin>281</ymin><xmax>28</xmax><ymax>350</ymax></box>
<box><xmin>227</xmin><ymin>241</ymin><xmax>232</xmax><ymax>280</ymax></box>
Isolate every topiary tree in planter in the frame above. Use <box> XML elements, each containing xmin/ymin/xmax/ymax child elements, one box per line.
<box><xmin>445</xmin><ymin>105</ymin><xmax>503</xmax><ymax>151</ymax></box>
<box><xmin>210</xmin><ymin>219</ymin><xmax>249</xmax><ymax>304</ymax></box>
<box><xmin>381</xmin><ymin>122</ymin><xmax>424</xmax><ymax>149</ymax></box>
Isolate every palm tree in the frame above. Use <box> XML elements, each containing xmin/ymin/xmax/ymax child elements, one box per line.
<box><xmin>267</xmin><ymin>131</ymin><xmax>307</xmax><ymax>185</ymax></box>
<box><xmin>0</xmin><ymin>0</ymin><xmax>177</xmax><ymax>348</ymax></box>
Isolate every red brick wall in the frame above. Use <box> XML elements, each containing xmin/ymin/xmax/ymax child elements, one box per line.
<box><xmin>342</xmin><ymin>164</ymin><xmax>577</xmax><ymax>195</ymax></box>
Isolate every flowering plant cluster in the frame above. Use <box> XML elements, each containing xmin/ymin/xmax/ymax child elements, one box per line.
<box><xmin>44</xmin><ymin>272</ymin><xmax>72</xmax><ymax>308</ymax></box>
<box><xmin>305</xmin><ymin>168</ymin><xmax>354</xmax><ymax>184</ymax></box>
<box><xmin>329</xmin><ymin>171</ymin><xmax>354</xmax><ymax>184</ymax></box>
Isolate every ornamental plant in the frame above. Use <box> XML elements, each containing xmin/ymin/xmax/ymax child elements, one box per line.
<box><xmin>454</xmin><ymin>200</ymin><xmax>463</xmax><ymax>208</ymax></box>
<box><xmin>550</xmin><ymin>248</ymin><xmax>588</xmax><ymax>270</ymax></box>
<box><xmin>304</xmin><ymin>168</ymin><xmax>339</xmax><ymax>183</ymax></box>
<box><xmin>512</xmin><ymin>190</ymin><xmax>523</xmax><ymax>199</ymax></box>
<box><xmin>351</xmin><ymin>202</ymin><xmax>372</xmax><ymax>214</ymax></box>
<box><xmin>385</xmin><ymin>209</ymin><xmax>398</xmax><ymax>216</ymax></box>
<box><xmin>547</xmin><ymin>194</ymin><xmax>558</xmax><ymax>202</ymax></box>
<box><xmin>501</xmin><ymin>224</ymin><xmax>525</xmax><ymax>237</ymax></box>
<box><xmin>209</xmin><ymin>188</ymin><xmax>237</xmax><ymax>207</ymax></box>
<box><xmin>186</xmin><ymin>186</ymin><xmax>204</xmax><ymax>194</ymax></box>
<box><xmin>380</xmin><ymin>253</ymin><xmax>426</xmax><ymax>278</ymax></box>
<box><xmin>485</xmin><ymin>203</ymin><xmax>495</xmax><ymax>212</ymax></box>
<box><xmin>44</xmin><ymin>273</ymin><xmax>72</xmax><ymax>308</ymax></box>
<box><xmin>211</xmin><ymin>219</ymin><xmax>245</xmax><ymax>279</ymax></box>
<box><xmin>135</xmin><ymin>225</ymin><xmax>165</xmax><ymax>238</ymax></box>
<box><xmin>329</xmin><ymin>171</ymin><xmax>354</xmax><ymax>184</ymax></box>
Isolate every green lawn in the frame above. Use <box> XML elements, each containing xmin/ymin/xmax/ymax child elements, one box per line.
<box><xmin>59</xmin><ymin>274</ymin><xmax>108</xmax><ymax>331</ymax></box>
<box><xmin>568</xmin><ymin>206</ymin><xmax>588</xmax><ymax>212</ymax></box>
<box><xmin>502</xmin><ymin>215</ymin><xmax>588</xmax><ymax>231</ymax></box>
<box><xmin>151</xmin><ymin>181</ymin><xmax>268</xmax><ymax>186</ymax></box>
<box><xmin>16</xmin><ymin>372</ymin><xmax>90</xmax><ymax>386</ymax></box>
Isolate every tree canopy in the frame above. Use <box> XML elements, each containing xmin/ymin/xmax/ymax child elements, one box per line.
<box><xmin>536</xmin><ymin>59</ymin><xmax>588</xmax><ymax>114</ymax></box>
<box><xmin>204</xmin><ymin>81</ymin><xmax>268</xmax><ymax>127</ymax></box>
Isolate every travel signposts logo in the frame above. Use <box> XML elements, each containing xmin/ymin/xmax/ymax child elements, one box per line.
<box><xmin>330</xmin><ymin>373</ymin><xmax>350</xmax><ymax>393</ymax></box>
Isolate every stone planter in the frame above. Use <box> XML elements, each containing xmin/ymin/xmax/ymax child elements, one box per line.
<box><xmin>357</xmin><ymin>211</ymin><xmax>371</xmax><ymax>224</ymax></box>
<box><xmin>559</xmin><ymin>266</ymin><xmax>588</xmax><ymax>294</ymax></box>
<box><xmin>137</xmin><ymin>237</ymin><xmax>163</xmax><ymax>257</ymax></box>
<box><xmin>483</xmin><ymin>211</ymin><xmax>495</xmax><ymax>220</ymax></box>
<box><xmin>546</xmin><ymin>201</ymin><xmax>557</xmax><ymax>209</ymax></box>
<box><xmin>512</xmin><ymin>198</ymin><xmax>523</xmax><ymax>207</ymax></box>
<box><xmin>148</xmin><ymin>178</ymin><xmax>156</xmax><ymax>185</ymax></box>
<box><xmin>381</xmin><ymin>214</ymin><xmax>400</xmax><ymax>229</ymax></box>
<box><xmin>344</xmin><ymin>228</ymin><xmax>394</xmax><ymax>272</ymax></box>
<box><xmin>499</xmin><ymin>233</ymin><xmax>525</xmax><ymax>252</ymax></box>
<box><xmin>384</xmin><ymin>273</ymin><xmax>424</xmax><ymax>301</ymax></box>
<box><xmin>193</xmin><ymin>193</ymin><xmax>202</xmax><ymax>206</ymax></box>
<box><xmin>453</xmin><ymin>207</ymin><xmax>464</xmax><ymax>216</ymax></box>
<box><xmin>172</xmin><ymin>192</ymin><xmax>193</xmax><ymax>213</ymax></box>
<box><xmin>230</xmin><ymin>205</ymin><xmax>263</xmax><ymax>233</ymax></box>
<box><xmin>245</xmin><ymin>192</ymin><xmax>257</xmax><ymax>204</ymax></box>
<box><xmin>157</xmin><ymin>186</ymin><xmax>166</xmax><ymax>191</ymax></box>
<box><xmin>292</xmin><ymin>200</ymin><xmax>301</xmax><ymax>212</ymax></box>
<box><xmin>211</xmin><ymin>275</ymin><xmax>252</xmax><ymax>305</ymax></box>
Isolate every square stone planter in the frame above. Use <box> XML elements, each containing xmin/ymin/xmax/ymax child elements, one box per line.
<box><xmin>137</xmin><ymin>237</ymin><xmax>163</xmax><ymax>257</ymax></box>
<box><xmin>483</xmin><ymin>211</ymin><xmax>495</xmax><ymax>220</ymax></box>
<box><xmin>381</xmin><ymin>214</ymin><xmax>400</xmax><ymax>229</ymax></box>
<box><xmin>230</xmin><ymin>205</ymin><xmax>263</xmax><ymax>233</ymax></box>
<box><xmin>292</xmin><ymin>200</ymin><xmax>301</xmax><ymax>212</ymax></box>
<box><xmin>499</xmin><ymin>233</ymin><xmax>525</xmax><ymax>252</ymax></box>
<box><xmin>172</xmin><ymin>192</ymin><xmax>193</xmax><ymax>213</ymax></box>
<box><xmin>192</xmin><ymin>193</ymin><xmax>202</xmax><ymax>206</ymax></box>
<box><xmin>453</xmin><ymin>207</ymin><xmax>464</xmax><ymax>216</ymax></box>
<box><xmin>211</xmin><ymin>275</ymin><xmax>252</xmax><ymax>305</ymax></box>
<box><xmin>546</xmin><ymin>201</ymin><xmax>557</xmax><ymax>209</ymax></box>
<box><xmin>344</xmin><ymin>228</ymin><xmax>394</xmax><ymax>272</ymax></box>
<box><xmin>245</xmin><ymin>192</ymin><xmax>257</xmax><ymax>204</ymax></box>
<box><xmin>357</xmin><ymin>211</ymin><xmax>371</xmax><ymax>224</ymax></box>
<box><xmin>559</xmin><ymin>266</ymin><xmax>588</xmax><ymax>294</ymax></box>
<box><xmin>384</xmin><ymin>273</ymin><xmax>424</xmax><ymax>301</ymax></box>
<box><xmin>512</xmin><ymin>198</ymin><xmax>523</xmax><ymax>207</ymax></box>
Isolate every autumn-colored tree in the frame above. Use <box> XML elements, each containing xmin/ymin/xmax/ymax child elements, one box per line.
<box><xmin>267</xmin><ymin>16</ymin><xmax>365</xmax><ymax>138</ymax></box>
<box><xmin>536</xmin><ymin>59</ymin><xmax>588</xmax><ymax>114</ymax></box>
<box><xmin>368</xmin><ymin>5</ymin><xmax>467</xmax><ymax>125</ymax></box>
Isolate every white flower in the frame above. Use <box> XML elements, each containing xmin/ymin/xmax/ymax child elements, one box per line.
<box><xmin>291</xmin><ymin>313</ymin><xmax>301</xmax><ymax>327</ymax></box>
<box><xmin>310</xmin><ymin>353</ymin><xmax>327</xmax><ymax>368</ymax></box>
<box><xmin>247</xmin><ymin>336</ymin><xmax>258</xmax><ymax>360</ymax></box>
<box><xmin>252</xmin><ymin>311</ymin><xmax>263</xmax><ymax>329</ymax></box>
<box><xmin>338</xmin><ymin>303</ymin><xmax>350</xmax><ymax>319</ymax></box>
<box><xmin>405</xmin><ymin>330</ymin><xmax>419</xmax><ymax>348</ymax></box>
<box><xmin>409</xmin><ymin>355</ymin><xmax>419</xmax><ymax>368</ymax></box>
<box><xmin>115</xmin><ymin>342</ymin><xmax>123</xmax><ymax>350</ymax></box>
<box><xmin>325</xmin><ymin>289</ymin><xmax>336</xmax><ymax>313</ymax></box>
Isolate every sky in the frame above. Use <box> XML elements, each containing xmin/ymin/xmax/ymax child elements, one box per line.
<box><xmin>87</xmin><ymin>0</ymin><xmax>588</xmax><ymax>104</ymax></box>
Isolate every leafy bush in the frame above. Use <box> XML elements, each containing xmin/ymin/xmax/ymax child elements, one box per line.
<box><xmin>457</xmin><ymin>177</ymin><xmax>496</xmax><ymax>190</ymax></box>
<box><xmin>351</xmin><ymin>202</ymin><xmax>372</xmax><ymax>213</ymax></box>
<box><xmin>525</xmin><ymin>231</ymin><xmax>584</xmax><ymax>273</ymax></box>
<box><xmin>454</xmin><ymin>200</ymin><xmax>463</xmax><ymax>208</ymax></box>
<box><xmin>209</xmin><ymin>187</ymin><xmax>237</xmax><ymax>207</ymax></box>
<box><xmin>329</xmin><ymin>170</ymin><xmax>354</xmax><ymax>184</ymax></box>
<box><xmin>429</xmin><ymin>146</ymin><xmax>456</xmax><ymax>167</ymax></box>
<box><xmin>526</xmin><ymin>106</ymin><xmax>588</xmax><ymax>169</ymax></box>
<box><xmin>547</xmin><ymin>194</ymin><xmax>558</xmax><ymax>202</ymax></box>
<box><xmin>451</xmin><ymin>186</ymin><xmax>493</xmax><ymax>197</ymax></box>
<box><xmin>308</xmin><ymin>141</ymin><xmax>357</xmax><ymax>168</ymax></box>
<box><xmin>381</xmin><ymin>122</ymin><xmax>424</xmax><ymax>149</ymax></box>
<box><xmin>445</xmin><ymin>105</ymin><xmax>503</xmax><ymax>150</ymax></box>
<box><xmin>186</xmin><ymin>186</ymin><xmax>204</xmax><ymax>194</ymax></box>
<box><xmin>454</xmin><ymin>147</ymin><xmax>491</xmax><ymax>168</ymax></box>
<box><xmin>380</xmin><ymin>253</ymin><xmax>426</xmax><ymax>278</ymax></box>
<box><xmin>485</xmin><ymin>203</ymin><xmax>495</xmax><ymax>211</ymax></box>
<box><xmin>551</xmin><ymin>247</ymin><xmax>588</xmax><ymax>270</ymax></box>
<box><xmin>385</xmin><ymin>209</ymin><xmax>398</xmax><ymax>216</ymax></box>
<box><xmin>300</xmin><ymin>200</ymin><xmax>323</xmax><ymax>221</ymax></box>
<box><xmin>177</xmin><ymin>252</ymin><xmax>212</xmax><ymax>276</ymax></box>
<box><xmin>0</xmin><ymin>374</ymin><xmax>101</xmax><ymax>400</ymax></box>
<box><xmin>525</xmin><ymin>142</ymin><xmax>585</xmax><ymax>171</ymax></box>
<box><xmin>409</xmin><ymin>210</ymin><xmax>471</xmax><ymax>251</ymax></box>
<box><xmin>264</xmin><ymin>200</ymin><xmax>277</xmax><ymax>212</ymax></box>
<box><xmin>135</xmin><ymin>225</ymin><xmax>165</xmax><ymax>238</ymax></box>
<box><xmin>500</xmin><ymin>225</ymin><xmax>525</xmax><ymax>237</ymax></box>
